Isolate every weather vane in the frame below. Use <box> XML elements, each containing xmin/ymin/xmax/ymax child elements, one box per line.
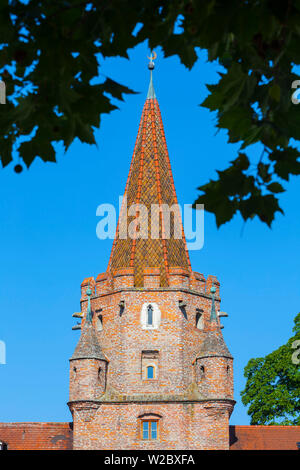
<box><xmin>148</xmin><ymin>51</ymin><xmax>157</xmax><ymax>70</ymax></box>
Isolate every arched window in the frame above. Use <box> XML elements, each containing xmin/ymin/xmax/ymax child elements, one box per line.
<box><xmin>140</xmin><ymin>303</ymin><xmax>161</xmax><ymax>329</ymax></box>
<box><xmin>147</xmin><ymin>305</ymin><xmax>153</xmax><ymax>326</ymax></box>
<box><xmin>147</xmin><ymin>365</ymin><xmax>154</xmax><ymax>379</ymax></box>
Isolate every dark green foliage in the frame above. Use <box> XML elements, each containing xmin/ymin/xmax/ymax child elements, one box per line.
<box><xmin>241</xmin><ymin>313</ymin><xmax>300</xmax><ymax>425</ymax></box>
<box><xmin>1</xmin><ymin>1</ymin><xmax>300</xmax><ymax>227</ymax></box>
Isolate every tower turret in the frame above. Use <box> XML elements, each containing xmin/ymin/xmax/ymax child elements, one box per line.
<box><xmin>195</xmin><ymin>284</ymin><xmax>233</xmax><ymax>400</ymax></box>
<box><xmin>69</xmin><ymin>285</ymin><xmax>108</xmax><ymax>403</ymax></box>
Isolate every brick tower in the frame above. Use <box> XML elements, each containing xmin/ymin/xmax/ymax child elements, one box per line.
<box><xmin>68</xmin><ymin>56</ymin><xmax>235</xmax><ymax>450</ymax></box>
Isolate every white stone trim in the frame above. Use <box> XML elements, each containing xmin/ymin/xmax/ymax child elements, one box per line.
<box><xmin>140</xmin><ymin>302</ymin><xmax>161</xmax><ymax>329</ymax></box>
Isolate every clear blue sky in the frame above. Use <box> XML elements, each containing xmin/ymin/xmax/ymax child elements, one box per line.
<box><xmin>0</xmin><ymin>42</ymin><xmax>299</xmax><ymax>425</ymax></box>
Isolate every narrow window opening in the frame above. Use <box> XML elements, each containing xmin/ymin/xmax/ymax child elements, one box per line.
<box><xmin>196</xmin><ymin>309</ymin><xmax>204</xmax><ymax>329</ymax></box>
<box><xmin>97</xmin><ymin>314</ymin><xmax>103</xmax><ymax>331</ymax></box>
<box><xmin>98</xmin><ymin>367</ymin><xmax>102</xmax><ymax>381</ymax></box>
<box><xmin>178</xmin><ymin>300</ymin><xmax>187</xmax><ymax>319</ymax></box>
<box><xmin>119</xmin><ymin>300</ymin><xmax>125</xmax><ymax>316</ymax></box>
<box><xmin>141</xmin><ymin>302</ymin><xmax>161</xmax><ymax>329</ymax></box>
<box><xmin>147</xmin><ymin>365</ymin><xmax>154</xmax><ymax>379</ymax></box>
<box><xmin>147</xmin><ymin>305</ymin><xmax>153</xmax><ymax>326</ymax></box>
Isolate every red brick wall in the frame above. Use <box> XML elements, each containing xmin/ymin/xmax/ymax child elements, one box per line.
<box><xmin>69</xmin><ymin>270</ymin><xmax>235</xmax><ymax>450</ymax></box>
<box><xmin>0</xmin><ymin>423</ymin><xmax>72</xmax><ymax>450</ymax></box>
<box><xmin>196</xmin><ymin>356</ymin><xmax>233</xmax><ymax>399</ymax></box>
<box><xmin>70</xmin><ymin>402</ymin><xmax>232</xmax><ymax>450</ymax></box>
<box><xmin>70</xmin><ymin>358</ymin><xmax>107</xmax><ymax>402</ymax></box>
<box><xmin>2</xmin><ymin>422</ymin><xmax>299</xmax><ymax>450</ymax></box>
<box><xmin>76</xmin><ymin>272</ymin><xmax>228</xmax><ymax>398</ymax></box>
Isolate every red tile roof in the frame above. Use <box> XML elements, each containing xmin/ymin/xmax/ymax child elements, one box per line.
<box><xmin>1</xmin><ymin>422</ymin><xmax>299</xmax><ymax>450</ymax></box>
<box><xmin>230</xmin><ymin>425</ymin><xmax>300</xmax><ymax>450</ymax></box>
<box><xmin>0</xmin><ymin>422</ymin><xmax>72</xmax><ymax>450</ymax></box>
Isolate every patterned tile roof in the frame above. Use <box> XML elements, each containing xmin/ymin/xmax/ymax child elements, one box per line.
<box><xmin>107</xmin><ymin>75</ymin><xmax>192</xmax><ymax>287</ymax></box>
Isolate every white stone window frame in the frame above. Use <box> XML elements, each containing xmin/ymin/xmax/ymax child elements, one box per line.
<box><xmin>140</xmin><ymin>302</ymin><xmax>161</xmax><ymax>329</ymax></box>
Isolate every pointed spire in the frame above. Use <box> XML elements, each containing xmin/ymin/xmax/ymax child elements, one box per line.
<box><xmin>196</xmin><ymin>330</ymin><xmax>233</xmax><ymax>359</ymax></box>
<box><xmin>147</xmin><ymin>51</ymin><xmax>156</xmax><ymax>99</ymax></box>
<box><xmin>107</xmin><ymin>52</ymin><xmax>192</xmax><ymax>287</ymax></box>
<box><xmin>71</xmin><ymin>321</ymin><xmax>107</xmax><ymax>361</ymax></box>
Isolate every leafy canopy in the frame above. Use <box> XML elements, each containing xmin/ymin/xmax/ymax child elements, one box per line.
<box><xmin>241</xmin><ymin>313</ymin><xmax>300</xmax><ymax>425</ymax></box>
<box><xmin>1</xmin><ymin>1</ymin><xmax>300</xmax><ymax>227</ymax></box>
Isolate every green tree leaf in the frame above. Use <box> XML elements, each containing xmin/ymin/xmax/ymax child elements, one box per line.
<box><xmin>268</xmin><ymin>83</ymin><xmax>281</xmax><ymax>102</ymax></box>
<box><xmin>267</xmin><ymin>182</ymin><xmax>285</xmax><ymax>193</ymax></box>
<box><xmin>0</xmin><ymin>0</ymin><xmax>299</xmax><ymax>228</ymax></box>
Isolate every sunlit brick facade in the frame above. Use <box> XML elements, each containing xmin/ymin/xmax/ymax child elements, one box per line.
<box><xmin>2</xmin><ymin>63</ymin><xmax>300</xmax><ymax>453</ymax></box>
<box><xmin>68</xmin><ymin>62</ymin><xmax>235</xmax><ymax>450</ymax></box>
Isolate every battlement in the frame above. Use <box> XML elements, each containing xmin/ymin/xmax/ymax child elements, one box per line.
<box><xmin>113</xmin><ymin>267</ymin><xmax>134</xmax><ymax>290</ymax></box>
<box><xmin>206</xmin><ymin>275</ymin><xmax>220</xmax><ymax>297</ymax></box>
<box><xmin>80</xmin><ymin>271</ymin><xmax>220</xmax><ymax>297</ymax></box>
<box><xmin>81</xmin><ymin>277</ymin><xmax>95</xmax><ymax>300</ymax></box>
<box><xmin>95</xmin><ymin>272</ymin><xmax>110</xmax><ymax>295</ymax></box>
<box><xmin>191</xmin><ymin>271</ymin><xmax>206</xmax><ymax>293</ymax></box>
<box><xmin>168</xmin><ymin>266</ymin><xmax>190</xmax><ymax>288</ymax></box>
<box><xmin>143</xmin><ymin>267</ymin><xmax>161</xmax><ymax>288</ymax></box>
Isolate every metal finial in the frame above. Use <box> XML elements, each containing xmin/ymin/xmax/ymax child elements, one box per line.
<box><xmin>86</xmin><ymin>282</ymin><xmax>93</xmax><ymax>323</ymax></box>
<box><xmin>210</xmin><ymin>282</ymin><xmax>217</xmax><ymax>322</ymax></box>
<box><xmin>147</xmin><ymin>51</ymin><xmax>157</xmax><ymax>70</ymax></box>
<box><xmin>147</xmin><ymin>51</ymin><xmax>157</xmax><ymax>99</ymax></box>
